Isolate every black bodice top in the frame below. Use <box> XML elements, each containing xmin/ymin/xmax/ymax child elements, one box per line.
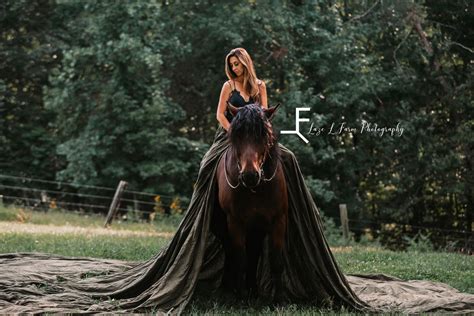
<box><xmin>225</xmin><ymin>82</ymin><xmax>255</xmax><ymax>121</ymax></box>
<box><xmin>228</xmin><ymin>89</ymin><xmax>254</xmax><ymax>107</ymax></box>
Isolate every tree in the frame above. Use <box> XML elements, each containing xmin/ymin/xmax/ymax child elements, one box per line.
<box><xmin>44</xmin><ymin>0</ymin><xmax>205</xmax><ymax>198</ymax></box>
<box><xmin>0</xmin><ymin>0</ymin><xmax>62</xmax><ymax>179</ymax></box>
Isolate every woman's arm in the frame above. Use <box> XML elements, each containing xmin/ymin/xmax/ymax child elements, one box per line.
<box><xmin>216</xmin><ymin>81</ymin><xmax>232</xmax><ymax>131</ymax></box>
<box><xmin>259</xmin><ymin>80</ymin><xmax>268</xmax><ymax>109</ymax></box>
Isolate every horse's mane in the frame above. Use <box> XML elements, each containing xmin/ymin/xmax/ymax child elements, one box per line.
<box><xmin>229</xmin><ymin>104</ymin><xmax>277</xmax><ymax>156</ymax></box>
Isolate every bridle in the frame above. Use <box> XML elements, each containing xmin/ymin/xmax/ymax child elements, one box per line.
<box><xmin>223</xmin><ymin>148</ymin><xmax>279</xmax><ymax>193</ymax></box>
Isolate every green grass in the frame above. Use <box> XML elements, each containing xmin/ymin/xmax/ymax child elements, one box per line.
<box><xmin>1</xmin><ymin>231</ymin><xmax>470</xmax><ymax>294</ymax></box>
<box><xmin>334</xmin><ymin>246</ymin><xmax>474</xmax><ymax>294</ymax></box>
<box><xmin>187</xmin><ymin>247</ymin><xmax>473</xmax><ymax>314</ymax></box>
<box><xmin>183</xmin><ymin>301</ymin><xmax>365</xmax><ymax>315</ymax></box>
<box><xmin>0</xmin><ymin>232</ymin><xmax>168</xmax><ymax>261</ymax></box>
<box><xmin>0</xmin><ymin>204</ymin><xmax>176</xmax><ymax>261</ymax></box>
<box><xmin>0</xmin><ymin>204</ymin><xmax>472</xmax><ymax>314</ymax></box>
<box><xmin>0</xmin><ymin>204</ymin><xmax>180</xmax><ymax>232</ymax></box>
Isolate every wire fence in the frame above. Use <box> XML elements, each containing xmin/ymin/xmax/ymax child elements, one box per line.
<box><xmin>0</xmin><ymin>174</ymin><xmax>186</xmax><ymax>218</ymax></box>
<box><xmin>0</xmin><ymin>174</ymin><xmax>178</xmax><ymax>198</ymax></box>
<box><xmin>0</xmin><ymin>173</ymin><xmax>472</xmax><ymax>247</ymax></box>
<box><xmin>347</xmin><ymin>218</ymin><xmax>472</xmax><ymax>235</ymax></box>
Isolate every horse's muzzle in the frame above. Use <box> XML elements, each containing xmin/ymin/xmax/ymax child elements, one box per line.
<box><xmin>239</xmin><ymin>171</ymin><xmax>261</xmax><ymax>189</ymax></box>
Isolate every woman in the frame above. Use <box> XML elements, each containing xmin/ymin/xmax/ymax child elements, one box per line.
<box><xmin>1</xmin><ymin>48</ymin><xmax>472</xmax><ymax>314</ymax></box>
<box><xmin>216</xmin><ymin>47</ymin><xmax>268</xmax><ymax>131</ymax></box>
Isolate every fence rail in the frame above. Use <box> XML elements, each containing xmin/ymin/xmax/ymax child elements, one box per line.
<box><xmin>0</xmin><ymin>174</ymin><xmax>177</xmax><ymax>198</ymax></box>
<box><xmin>1</xmin><ymin>174</ymin><xmax>472</xmax><ymax>244</ymax></box>
<box><xmin>0</xmin><ymin>174</ymin><xmax>185</xmax><ymax>222</ymax></box>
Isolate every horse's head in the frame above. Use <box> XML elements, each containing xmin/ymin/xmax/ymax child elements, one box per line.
<box><xmin>227</xmin><ymin>102</ymin><xmax>280</xmax><ymax>189</ymax></box>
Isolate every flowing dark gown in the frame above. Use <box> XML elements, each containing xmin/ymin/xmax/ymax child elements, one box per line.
<box><xmin>0</xmin><ymin>88</ymin><xmax>473</xmax><ymax>314</ymax></box>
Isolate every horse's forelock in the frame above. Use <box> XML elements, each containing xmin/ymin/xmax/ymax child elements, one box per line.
<box><xmin>229</xmin><ymin>104</ymin><xmax>276</xmax><ymax>152</ymax></box>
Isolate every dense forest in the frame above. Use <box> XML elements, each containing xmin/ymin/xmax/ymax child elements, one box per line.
<box><xmin>1</xmin><ymin>0</ymin><xmax>472</xmax><ymax>249</ymax></box>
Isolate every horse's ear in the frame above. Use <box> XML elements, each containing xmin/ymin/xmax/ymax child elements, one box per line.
<box><xmin>227</xmin><ymin>101</ymin><xmax>239</xmax><ymax>117</ymax></box>
<box><xmin>264</xmin><ymin>103</ymin><xmax>280</xmax><ymax>121</ymax></box>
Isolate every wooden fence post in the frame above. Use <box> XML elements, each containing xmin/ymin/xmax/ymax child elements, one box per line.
<box><xmin>133</xmin><ymin>193</ymin><xmax>139</xmax><ymax>212</ymax></box>
<box><xmin>339</xmin><ymin>204</ymin><xmax>350</xmax><ymax>242</ymax></box>
<box><xmin>104</xmin><ymin>180</ymin><xmax>128</xmax><ymax>227</ymax></box>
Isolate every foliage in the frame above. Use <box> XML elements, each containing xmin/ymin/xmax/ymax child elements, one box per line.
<box><xmin>151</xmin><ymin>212</ymin><xmax>184</xmax><ymax>229</ymax></box>
<box><xmin>43</xmin><ymin>1</ymin><xmax>205</xmax><ymax>198</ymax></box>
<box><xmin>319</xmin><ymin>210</ymin><xmax>353</xmax><ymax>246</ymax></box>
<box><xmin>0</xmin><ymin>0</ymin><xmax>472</xmax><ymax>248</ymax></box>
<box><xmin>156</xmin><ymin>0</ymin><xmax>473</xmax><ymax>249</ymax></box>
<box><xmin>0</xmin><ymin>0</ymin><xmax>62</xmax><ymax>178</ymax></box>
<box><xmin>404</xmin><ymin>231</ymin><xmax>435</xmax><ymax>253</ymax></box>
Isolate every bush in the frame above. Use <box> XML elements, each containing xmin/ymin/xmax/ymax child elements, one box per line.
<box><xmin>319</xmin><ymin>210</ymin><xmax>381</xmax><ymax>247</ymax></box>
<box><xmin>320</xmin><ymin>211</ymin><xmax>354</xmax><ymax>246</ymax></box>
<box><xmin>404</xmin><ymin>232</ymin><xmax>435</xmax><ymax>253</ymax></box>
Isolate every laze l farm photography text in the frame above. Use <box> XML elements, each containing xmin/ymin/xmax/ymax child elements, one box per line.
<box><xmin>307</xmin><ymin>121</ymin><xmax>405</xmax><ymax>137</ymax></box>
<box><xmin>281</xmin><ymin>107</ymin><xmax>405</xmax><ymax>143</ymax></box>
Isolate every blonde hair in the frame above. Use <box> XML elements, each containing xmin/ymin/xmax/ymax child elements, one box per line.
<box><xmin>225</xmin><ymin>48</ymin><xmax>261</xmax><ymax>104</ymax></box>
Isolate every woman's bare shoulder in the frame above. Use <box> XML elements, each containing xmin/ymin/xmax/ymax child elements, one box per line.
<box><xmin>257</xmin><ymin>79</ymin><xmax>266</xmax><ymax>86</ymax></box>
<box><xmin>222</xmin><ymin>80</ymin><xmax>232</xmax><ymax>90</ymax></box>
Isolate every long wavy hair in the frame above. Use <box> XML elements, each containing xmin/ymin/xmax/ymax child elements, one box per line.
<box><xmin>225</xmin><ymin>48</ymin><xmax>261</xmax><ymax>104</ymax></box>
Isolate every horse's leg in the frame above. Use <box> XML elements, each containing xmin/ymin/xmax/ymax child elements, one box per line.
<box><xmin>269</xmin><ymin>215</ymin><xmax>286</xmax><ymax>303</ymax></box>
<box><xmin>227</xmin><ymin>217</ymin><xmax>247</xmax><ymax>298</ymax></box>
<box><xmin>221</xmin><ymin>232</ymin><xmax>233</xmax><ymax>291</ymax></box>
<box><xmin>215</xmin><ymin>225</ymin><xmax>233</xmax><ymax>291</ymax></box>
<box><xmin>246</xmin><ymin>229</ymin><xmax>265</xmax><ymax>298</ymax></box>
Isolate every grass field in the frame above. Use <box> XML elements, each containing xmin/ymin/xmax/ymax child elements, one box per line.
<box><xmin>1</xmin><ymin>204</ymin><xmax>473</xmax><ymax>314</ymax></box>
<box><xmin>0</xmin><ymin>204</ymin><xmax>180</xmax><ymax>233</ymax></box>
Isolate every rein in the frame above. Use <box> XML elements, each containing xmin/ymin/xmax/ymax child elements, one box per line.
<box><xmin>223</xmin><ymin>148</ymin><xmax>279</xmax><ymax>192</ymax></box>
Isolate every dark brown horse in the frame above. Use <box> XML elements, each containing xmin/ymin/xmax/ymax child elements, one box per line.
<box><xmin>213</xmin><ymin>102</ymin><xmax>288</xmax><ymax>300</ymax></box>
